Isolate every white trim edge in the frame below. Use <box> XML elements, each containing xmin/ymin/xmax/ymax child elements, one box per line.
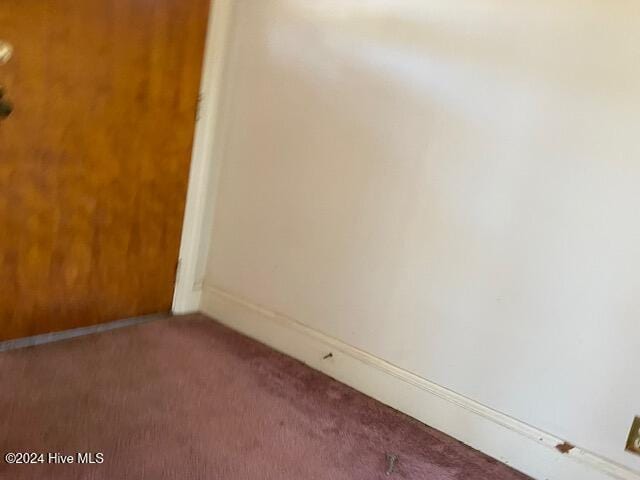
<box><xmin>201</xmin><ymin>284</ymin><xmax>640</xmax><ymax>480</ymax></box>
<box><xmin>172</xmin><ymin>0</ymin><xmax>235</xmax><ymax>314</ymax></box>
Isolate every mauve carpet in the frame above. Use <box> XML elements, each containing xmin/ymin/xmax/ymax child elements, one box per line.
<box><xmin>0</xmin><ymin>314</ymin><xmax>530</xmax><ymax>479</ymax></box>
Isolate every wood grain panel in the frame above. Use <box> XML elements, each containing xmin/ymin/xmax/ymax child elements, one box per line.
<box><xmin>0</xmin><ymin>0</ymin><xmax>210</xmax><ymax>340</ymax></box>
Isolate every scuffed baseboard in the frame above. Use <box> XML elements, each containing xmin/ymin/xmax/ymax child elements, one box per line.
<box><xmin>201</xmin><ymin>284</ymin><xmax>638</xmax><ymax>480</ymax></box>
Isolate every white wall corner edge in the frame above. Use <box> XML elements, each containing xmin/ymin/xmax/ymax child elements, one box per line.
<box><xmin>172</xmin><ymin>0</ymin><xmax>234</xmax><ymax>314</ymax></box>
<box><xmin>200</xmin><ymin>284</ymin><xmax>639</xmax><ymax>480</ymax></box>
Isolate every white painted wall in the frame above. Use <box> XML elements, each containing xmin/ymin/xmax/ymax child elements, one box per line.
<box><xmin>202</xmin><ymin>0</ymin><xmax>640</xmax><ymax>476</ymax></box>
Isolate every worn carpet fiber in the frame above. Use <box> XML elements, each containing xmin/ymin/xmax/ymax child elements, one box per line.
<box><xmin>0</xmin><ymin>314</ymin><xmax>530</xmax><ymax>479</ymax></box>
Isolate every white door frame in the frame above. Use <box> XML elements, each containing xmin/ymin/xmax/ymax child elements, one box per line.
<box><xmin>172</xmin><ymin>0</ymin><xmax>234</xmax><ymax>313</ymax></box>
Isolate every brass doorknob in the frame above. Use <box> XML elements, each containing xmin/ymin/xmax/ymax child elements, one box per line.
<box><xmin>0</xmin><ymin>41</ymin><xmax>12</xmax><ymax>65</ymax></box>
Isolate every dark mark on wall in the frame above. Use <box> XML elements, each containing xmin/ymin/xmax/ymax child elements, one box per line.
<box><xmin>322</xmin><ymin>353</ymin><xmax>333</xmax><ymax>360</ymax></box>
<box><xmin>555</xmin><ymin>442</ymin><xmax>575</xmax><ymax>454</ymax></box>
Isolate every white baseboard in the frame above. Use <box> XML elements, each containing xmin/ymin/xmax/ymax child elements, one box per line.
<box><xmin>201</xmin><ymin>285</ymin><xmax>639</xmax><ymax>480</ymax></box>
